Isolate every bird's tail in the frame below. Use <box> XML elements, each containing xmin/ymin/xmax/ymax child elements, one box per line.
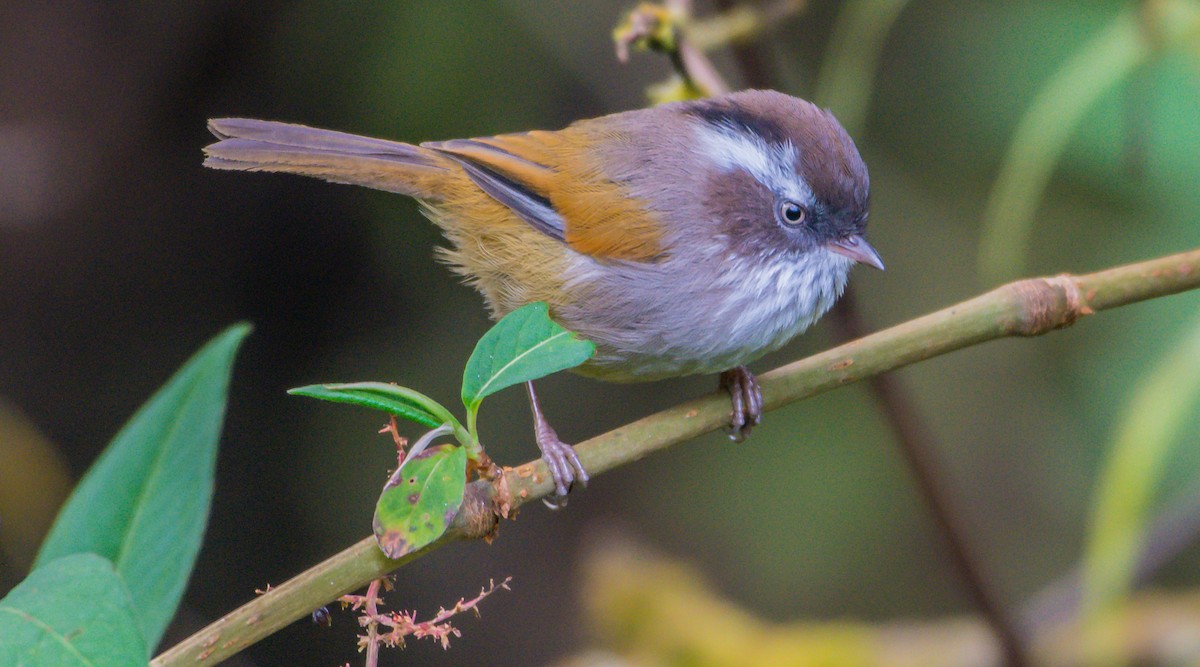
<box><xmin>204</xmin><ymin>118</ymin><xmax>452</xmax><ymax>199</ymax></box>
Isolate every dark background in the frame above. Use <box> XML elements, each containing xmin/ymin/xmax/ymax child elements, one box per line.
<box><xmin>3</xmin><ymin>1</ymin><xmax>1200</xmax><ymax>664</ymax></box>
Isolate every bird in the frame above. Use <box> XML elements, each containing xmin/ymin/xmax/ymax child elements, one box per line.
<box><xmin>204</xmin><ymin>89</ymin><xmax>882</xmax><ymax>504</ymax></box>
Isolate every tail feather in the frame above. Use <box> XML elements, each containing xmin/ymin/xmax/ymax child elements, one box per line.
<box><xmin>204</xmin><ymin>118</ymin><xmax>450</xmax><ymax>199</ymax></box>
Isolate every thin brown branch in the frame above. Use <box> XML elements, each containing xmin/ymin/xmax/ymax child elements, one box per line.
<box><xmin>152</xmin><ymin>248</ymin><xmax>1200</xmax><ymax>667</ymax></box>
<box><xmin>830</xmin><ymin>287</ymin><xmax>1030</xmax><ymax>667</ymax></box>
<box><xmin>709</xmin><ymin>1</ymin><xmax>1027</xmax><ymax>662</ymax></box>
<box><xmin>711</xmin><ymin>0</ymin><xmax>775</xmax><ymax>88</ymax></box>
<box><xmin>614</xmin><ymin>2</ymin><xmax>730</xmax><ymax>96</ymax></box>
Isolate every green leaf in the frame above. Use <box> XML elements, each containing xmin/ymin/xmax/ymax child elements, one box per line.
<box><xmin>33</xmin><ymin>323</ymin><xmax>250</xmax><ymax>654</ymax></box>
<box><xmin>1083</xmin><ymin>314</ymin><xmax>1200</xmax><ymax>621</ymax></box>
<box><xmin>373</xmin><ymin>444</ymin><xmax>467</xmax><ymax>559</ymax></box>
<box><xmin>289</xmin><ymin>382</ymin><xmax>466</xmax><ymax>439</ymax></box>
<box><xmin>0</xmin><ymin>553</ymin><xmax>146</xmax><ymax>667</ymax></box>
<box><xmin>461</xmin><ymin>302</ymin><xmax>595</xmax><ymax>409</ymax></box>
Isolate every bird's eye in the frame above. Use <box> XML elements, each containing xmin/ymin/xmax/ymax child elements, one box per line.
<box><xmin>778</xmin><ymin>200</ymin><xmax>807</xmax><ymax>226</ymax></box>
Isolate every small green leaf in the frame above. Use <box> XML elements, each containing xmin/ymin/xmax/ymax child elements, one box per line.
<box><xmin>289</xmin><ymin>382</ymin><xmax>467</xmax><ymax>441</ymax></box>
<box><xmin>33</xmin><ymin>323</ymin><xmax>249</xmax><ymax>653</ymax></box>
<box><xmin>462</xmin><ymin>302</ymin><xmax>595</xmax><ymax>409</ymax></box>
<box><xmin>0</xmin><ymin>553</ymin><xmax>146</xmax><ymax>667</ymax></box>
<box><xmin>373</xmin><ymin>444</ymin><xmax>467</xmax><ymax>559</ymax></box>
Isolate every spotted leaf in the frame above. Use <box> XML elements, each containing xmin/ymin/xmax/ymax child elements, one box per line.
<box><xmin>373</xmin><ymin>444</ymin><xmax>467</xmax><ymax>559</ymax></box>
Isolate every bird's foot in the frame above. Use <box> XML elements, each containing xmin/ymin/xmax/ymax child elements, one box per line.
<box><xmin>719</xmin><ymin>365</ymin><xmax>762</xmax><ymax>442</ymax></box>
<box><xmin>534</xmin><ymin>418</ymin><xmax>589</xmax><ymax>509</ymax></box>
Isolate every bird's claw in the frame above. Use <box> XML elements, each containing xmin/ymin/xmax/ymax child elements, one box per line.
<box><xmin>720</xmin><ymin>365</ymin><xmax>762</xmax><ymax>442</ymax></box>
<box><xmin>535</xmin><ymin>421</ymin><xmax>588</xmax><ymax>509</ymax></box>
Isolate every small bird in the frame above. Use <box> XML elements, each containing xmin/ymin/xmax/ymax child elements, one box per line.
<box><xmin>205</xmin><ymin>89</ymin><xmax>882</xmax><ymax>503</ymax></box>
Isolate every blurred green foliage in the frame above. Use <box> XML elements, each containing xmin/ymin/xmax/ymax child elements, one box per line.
<box><xmin>1084</xmin><ymin>314</ymin><xmax>1200</xmax><ymax>622</ymax></box>
<box><xmin>4</xmin><ymin>1</ymin><xmax>1200</xmax><ymax>664</ymax></box>
<box><xmin>212</xmin><ymin>0</ymin><xmax>1200</xmax><ymax>645</ymax></box>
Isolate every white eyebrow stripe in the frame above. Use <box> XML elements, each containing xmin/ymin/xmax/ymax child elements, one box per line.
<box><xmin>694</xmin><ymin>122</ymin><xmax>812</xmax><ymax>204</ymax></box>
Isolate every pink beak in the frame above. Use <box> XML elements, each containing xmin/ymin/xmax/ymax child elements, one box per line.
<box><xmin>827</xmin><ymin>235</ymin><xmax>884</xmax><ymax>271</ymax></box>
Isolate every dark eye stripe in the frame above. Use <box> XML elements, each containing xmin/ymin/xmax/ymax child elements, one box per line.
<box><xmin>687</xmin><ymin>102</ymin><xmax>790</xmax><ymax>147</ymax></box>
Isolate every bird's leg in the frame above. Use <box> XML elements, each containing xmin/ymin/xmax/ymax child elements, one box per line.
<box><xmin>719</xmin><ymin>365</ymin><xmax>763</xmax><ymax>442</ymax></box>
<box><xmin>526</xmin><ymin>381</ymin><xmax>588</xmax><ymax>508</ymax></box>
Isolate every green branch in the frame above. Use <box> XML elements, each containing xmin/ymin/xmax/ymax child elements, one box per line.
<box><xmin>152</xmin><ymin>247</ymin><xmax>1200</xmax><ymax>667</ymax></box>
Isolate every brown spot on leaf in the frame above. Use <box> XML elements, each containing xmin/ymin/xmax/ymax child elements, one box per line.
<box><xmin>685</xmin><ymin>409</ymin><xmax>698</xmax><ymax>418</ymax></box>
<box><xmin>408</xmin><ymin>493</ymin><xmax>420</xmax><ymax>504</ymax></box>
<box><xmin>828</xmin><ymin>358</ymin><xmax>854</xmax><ymax>371</ymax></box>
<box><xmin>376</xmin><ymin>531</ymin><xmax>409</xmax><ymax>559</ymax></box>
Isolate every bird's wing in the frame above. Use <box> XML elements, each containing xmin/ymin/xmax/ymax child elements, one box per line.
<box><xmin>425</xmin><ymin>129</ymin><xmax>665</xmax><ymax>262</ymax></box>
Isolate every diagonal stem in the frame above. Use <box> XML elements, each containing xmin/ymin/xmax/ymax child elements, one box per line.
<box><xmin>831</xmin><ymin>287</ymin><xmax>1028</xmax><ymax>667</ymax></box>
<box><xmin>711</xmin><ymin>0</ymin><xmax>1028</xmax><ymax>661</ymax></box>
<box><xmin>152</xmin><ymin>248</ymin><xmax>1200</xmax><ymax>667</ymax></box>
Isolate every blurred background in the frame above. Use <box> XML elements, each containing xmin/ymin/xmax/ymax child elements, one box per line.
<box><xmin>2</xmin><ymin>0</ymin><xmax>1200</xmax><ymax>664</ymax></box>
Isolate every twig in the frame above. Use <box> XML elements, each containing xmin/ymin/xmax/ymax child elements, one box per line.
<box><xmin>615</xmin><ymin>1</ymin><xmax>807</xmax><ymax>98</ymax></box>
<box><xmin>710</xmin><ymin>0</ymin><xmax>775</xmax><ymax>88</ymax></box>
<box><xmin>151</xmin><ymin>248</ymin><xmax>1200</xmax><ymax>666</ymax></box>
<box><xmin>709</xmin><ymin>1</ymin><xmax>1029</xmax><ymax>661</ymax></box>
<box><xmin>362</xmin><ymin>579</ymin><xmax>382</xmax><ymax>667</ymax></box>
<box><xmin>830</xmin><ymin>289</ymin><xmax>1030</xmax><ymax>667</ymax></box>
<box><xmin>339</xmin><ymin>576</ymin><xmax>511</xmax><ymax>658</ymax></box>
<box><xmin>778</xmin><ymin>0</ymin><xmax>1028</xmax><ymax>658</ymax></box>
<box><xmin>614</xmin><ymin>2</ymin><xmax>730</xmax><ymax>96</ymax></box>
